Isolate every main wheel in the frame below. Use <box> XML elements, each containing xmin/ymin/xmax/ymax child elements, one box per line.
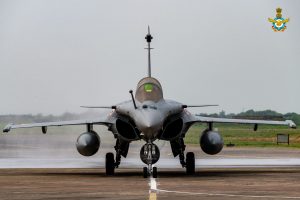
<box><xmin>186</xmin><ymin>152</ymin><xmax>195</xmax><ymax>175</ymax></box>
<box><xmin>152</xmin><ymin>167</ymin><xmax>158</xmax><ymax>178</ymax></box>
<box><xmin>106</xmin><ymin>152</ymin><xmax>115</xmax><ymax>175</ymax></box>
<box><xmin>143</xmin><ymin>167</ymin><xmax>148</xmax><ymax>178</ymax></box>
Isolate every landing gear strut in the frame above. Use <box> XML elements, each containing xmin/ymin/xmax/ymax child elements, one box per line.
<box><xmin>105</xmin><ymin>151</ymin><xmax>122</xmax><ymax>175</ymax></box>
<box><xmin>140</xmin><ymin>142</ymin><xmax>160</xmax><ymax>178</ymax></box>
<box><xmin>105</xmin><ymin>151</ymin><xmax>121</xmax><ymax>175</ymax></box>
<box><xmin>170</xmin><ymin>139</ymin><xmax>195</xmax><ymax>175</ymax></box>
<box><xmin>114</xmin><ymin>146</ymin><xmax>122</xmax><ymax>169</ymax></box>
<box><xmin>105</xmin><ymin>139</ymin><xmax>130</xmax><ymax>175</ymax></box>
<box><xmin>178</xmin><ymin>151</ymin><xmax>195</xmax><ymax>175</ymax></box>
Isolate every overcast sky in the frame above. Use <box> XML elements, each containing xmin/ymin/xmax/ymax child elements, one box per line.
<box><xmin>0</xmin><ymin>0</ymin><xmax>299</xmax><ymax>115</ymax></box>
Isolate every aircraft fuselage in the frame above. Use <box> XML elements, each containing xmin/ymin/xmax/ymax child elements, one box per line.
<box><xmin>116</xmin><ymin>99</ymin><xmax>183</xmax><ymax>140</ymax></box>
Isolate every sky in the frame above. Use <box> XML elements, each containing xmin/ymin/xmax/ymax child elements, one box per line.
<box><xmin>0</xmin><ymin>0</ymin><xmax>299</xmax><ymax>115</ymax></box>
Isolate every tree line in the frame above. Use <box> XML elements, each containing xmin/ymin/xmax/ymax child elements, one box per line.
<box><xmin>198</xmin><ymin>109</ymin><xmax>300</xmax><ymax>125</ymax></box>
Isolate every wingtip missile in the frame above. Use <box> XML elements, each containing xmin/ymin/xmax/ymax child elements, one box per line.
<box><xmin>80</xmin><ymin>106</ymin><xmax>116</xmax><ymax>109</ymax></box>
<box><xmin>3</xmin><ymin>123</ymin><xmax>13</xmax><ymax>133</ymax></box>
<box><xmin>286</xmin><ymin>120</ymin><xmax>297</xmax><ymax>129</ymax></box>
<box><xmin>182</xmin><ymin>104</ymin><xmax>219</xmax><ymax>108</ymax></box>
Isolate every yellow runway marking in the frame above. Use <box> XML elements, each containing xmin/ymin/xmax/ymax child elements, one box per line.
<box><xmin>149</xmin><ymin>192</ymin><xmax>157</xmax><ymax>200</ymax></box>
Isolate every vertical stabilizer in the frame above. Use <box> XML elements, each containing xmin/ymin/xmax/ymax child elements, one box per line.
<box><xmin>145</xmin><ymin>26</ymin><xmax>153</xmax><ymax>77</ymax></box>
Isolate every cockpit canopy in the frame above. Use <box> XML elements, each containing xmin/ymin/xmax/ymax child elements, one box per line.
<box><xmin>135</xmin><ymin>77</ymin><xmax>163</xmax><ymax>103</ymax></box>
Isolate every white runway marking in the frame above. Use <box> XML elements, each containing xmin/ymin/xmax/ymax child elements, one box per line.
<box><xmin>146</xmin><ymin>167</ymin><xmax>300</xmax><ymax>200</ymax></box>
<box><xmin>155</xmin><ymin>189</ymin><xmax>300</xmax><ymax>199</ymax></box>
<box><xmin>147</xmin><ymin>174</ymin><xmax>300</xmax><ymax>199</ymax></box>
<box><xmin>149</xmin><ymin>177</ymin><xmax>157</xmax><ymax>191</ymax></box>
<box><xmin>148</xmin><ymin>177</ymin><xmax>157</xmax><ymax>200</ymax></box>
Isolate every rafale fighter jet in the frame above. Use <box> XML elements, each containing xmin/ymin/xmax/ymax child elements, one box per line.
<box><xmin>3</xmin><ymin>28</ymin><xmax>296</xmax><ymax>178</ymax></box>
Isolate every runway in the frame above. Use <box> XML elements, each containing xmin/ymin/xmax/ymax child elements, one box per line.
<box><xmin>1</xmin><ymin>157</ymin><xmax>300</xmax><ymax>169</ymax></box>
<box><xmin>1</xmin><ymin>168</ymin><xmax>300</xmax><ymax>200</ymax></box>
<box><xmin>1</xmin><ymin>152</ymin><xmax>300</xmax><ymax>200</ymax></box>
<box><xmin>1</xmin><ymin>129</ymin><xmax>300</xmax><ymax>169</ymax></box>
<box><xmin>1</xmin><ymin>130</ymin><xmax>300</xmax><ymax>199</ymax></box>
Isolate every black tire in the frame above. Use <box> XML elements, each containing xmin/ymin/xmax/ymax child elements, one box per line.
<box><xmin>152</xmin><ymin>167</ymin><xmax>157</xmax><ymax>178</ymax></box>
<box><xmin>143</xmin><ymin>167</ymin><xmax>148</xmax><ymax>178</ymax></box>
<box><xmin>186</xmin><ymin>152</ymin><xmax>195</xmax><ymax>175</ymax></box>
<box><xmin>106</xmin><ymin>152</ymin><xmax>115</xmax><ymax>175</ymax></box>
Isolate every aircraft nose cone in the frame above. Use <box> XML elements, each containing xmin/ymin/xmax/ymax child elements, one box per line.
<box><xmin>140</xmin><ymin>118</ymin><xmax>158</xmax><ymax>130</ymax></box>
<box><xmin>139</xmin><ymin>119</ymin><xmax>161</xmax><ymax>136</ymax></box>
<box><xmin>135</xmin><ymin>111</ymin><xmax>163</xmax><ymax>139</ymax></box>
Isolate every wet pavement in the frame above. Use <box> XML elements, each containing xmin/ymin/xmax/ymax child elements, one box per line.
<box><xmin>1</xmin><ymin>128</ymin><xmax>300</xmax><ymax>199</ymax></box>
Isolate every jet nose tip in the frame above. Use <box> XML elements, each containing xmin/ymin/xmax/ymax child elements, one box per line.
<box><xmin>143</xmin><ymin>122</ymin><xmax>153</xmax><ymax>129</ymax></box>
<box><xmin>138</xmin><ymin>118</ymin><xmax>162</xmax><ymax>134</ymax></box>
<box><xmin>134</xmin><ymin>109</ymin><xmax>164</xmax><ymax>139</ymax></box>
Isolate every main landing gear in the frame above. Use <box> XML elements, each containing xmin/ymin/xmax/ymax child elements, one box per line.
<box><xmin>173</xmin><ymin>138</ymin><xmax>195</xmax><ymax>175</ymax></box>
<box><xmin>105</xmin><ymin>151</ymin><xmax>123</xmax><ymax>175</ymax></box>
<box><xmin>181</xmin><ymin>150</ymin><xmax>196</xmax><ymax>175</ymax></box>
<box><xmin>105</xmin><ymin>139</ymin><xmax>195</xmax><ymax>177</ymax></box>
<box><xmin>186</xmin><ymin>152</ymin><xmax>195</xmax><ymax>174</ymax></box>
<box><xmin>178</xmin><ymin>151</ymin><xmax>196</xmax><ymax>175</ymax></box>
<box><xmin>140</xmin><ymin>142</ymin><xmax>160</xmax><ymax>178</ymax></box>
<box><xmin>105</xmin><ymin>139</ymin><xmax>129</xmax><ymax>175</ymax></box>
<box><xmin>105</xmin><ymin>152</ymin><xmax>115</xmax><ymax>175</ymax></box>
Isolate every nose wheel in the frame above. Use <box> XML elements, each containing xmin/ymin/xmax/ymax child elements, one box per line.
<box><xmin>143</xmin><ymin>167</ymin><xmax>148</xmax><ymax>178</ymax></box>
<box><xmin>140</xmin><ymin>142</ymin><xmax>160</xmax><ymax>178</ymax></box>
<box><xmin>143</xmin><ymin>166</ymin><xmax>158</xmax><ymax>178</ymax></box>
<box><xmin>152</xmin><ymin>166</ymin><xmax>157</xmax><ymax>178</ymax></box>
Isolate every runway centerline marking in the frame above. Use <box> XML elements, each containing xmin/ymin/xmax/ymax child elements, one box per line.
<box><xmin>148</xmin><ymin>177</ymin><xmax>157</xmax><ymax>200</ymax></box>
<box><xmin>155</xmin><ymin>188</ymin><xmax>300</xmax><ymax>199</ymax></box>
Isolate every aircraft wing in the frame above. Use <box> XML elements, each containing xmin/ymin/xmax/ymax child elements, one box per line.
<box><xmin>191</xmin><ymin>115</ymin><xmax>297</xmax><ymax>129</ymax></box>
<box><xmin>3</xmin><ymin>114</ymin><xmax>115</xmax><ymax>133</ymax></box>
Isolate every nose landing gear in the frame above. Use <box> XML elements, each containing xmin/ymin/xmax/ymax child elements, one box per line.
<box><xmin>143</xmin><ymin>166</ymin><xmax>158</xmax><ymax>178</ymax></box>
<box><xmin>140</xmin><ymin>142</ymin><xmax>160</xmax><ymax>178</ymax></box>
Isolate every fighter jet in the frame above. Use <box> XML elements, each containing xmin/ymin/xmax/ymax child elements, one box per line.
<box><xmin>3</xmin><ymin>28</ymin><xmax>296</xmax><ymax>178</ymax></box>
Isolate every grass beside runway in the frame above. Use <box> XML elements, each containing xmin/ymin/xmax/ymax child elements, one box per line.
<box><xmin>185</xmin><ymin>123</ymin><xmax>300</xmax><ymax>148</ymax></box>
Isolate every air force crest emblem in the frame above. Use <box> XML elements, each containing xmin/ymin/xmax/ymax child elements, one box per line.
<box><xmin>268</xmin><ymin>8</ymin><xmax>289</xmax><ymax>32</ymax></box>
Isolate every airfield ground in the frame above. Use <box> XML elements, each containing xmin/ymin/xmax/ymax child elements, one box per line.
<box><xmin>1</xmin><ymin>168</ymin><xmax>300</xmax><ymax>200</ymax></box>
<box><xmin>1</xmin><ymin>127</ymin><xmax>300</xmax><ymax>199</ymax></box>
<box><xmin>186</xmin><ymin>124</ymin><xmax>300</xmax><ymax>148</ymax></box>
<box><xmin>0</xmin><ymin>146</ymin><xmax>300</xmax><ymax>200</ymax></box>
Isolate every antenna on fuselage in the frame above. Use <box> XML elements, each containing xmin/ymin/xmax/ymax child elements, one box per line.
<box><xmin>129</xmin><ymin>90</ymin><xmax>137</xmax><ymax>109</ymax></box>
<box><xmin>145</xmin><ymin>26</ymin><xmax>153</xmax><ymax>77</ymax></box>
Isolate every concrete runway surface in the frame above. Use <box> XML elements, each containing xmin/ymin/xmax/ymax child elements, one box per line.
<box><xmin>1</xmin><ymin>128</ymin><xmax>300</xmax><ymax>199</ymax></box>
